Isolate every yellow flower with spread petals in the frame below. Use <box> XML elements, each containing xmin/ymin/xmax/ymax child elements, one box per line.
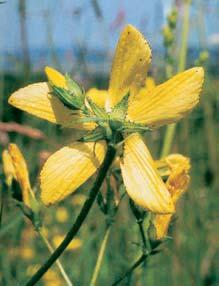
<box><xmin>153</xmin><ymin>154</ymin><xmax>191</xmax><ymax>239</ymax></box>
<box><xmin>8</xmin><ymin>25</ymin><xmax>204</xmax><ymax>213</ymax></box>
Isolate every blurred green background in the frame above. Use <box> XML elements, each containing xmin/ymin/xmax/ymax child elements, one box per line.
<box><xmin>0</xmin><ymin>0</ymin><xmax>218</xmax><ymax>285</ymax></box>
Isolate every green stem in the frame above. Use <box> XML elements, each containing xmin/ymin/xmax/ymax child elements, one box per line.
<box><xmin>161</xmin><ymin>0</ymin><xmax>192</xmax><ymax>157</ymax></box>
<box><xmin>26</xmin><ymin>144</ymin><xmax>116</xmax><ymax>286</ymax></box>
<box><xmin>90</xmin><ymin>225</ymin><xmax>111</xmax><ymax>286</ymax></box>
<box><xmin>161</xmin><ymin>124</ymin><xmax>177</xmax><ymax>158</ymax></box>
<box><xmin>38</xmin><ymin>229</ymin><xmax>73</xmax><ymax>286</ymax></box>
<box><xmin>138</xmin><ymin>222</ymin><xmax>147</xmax><ymax>248</ymax></box>
<box><xmin>112</xmin><ymin>254</ymin><xmax>147</xmax><ymax>286</ymax></box>
<box><xmin>112</xmin><ymin>245</ymin><xmax>160</xmax><ymax>286</ymax></box>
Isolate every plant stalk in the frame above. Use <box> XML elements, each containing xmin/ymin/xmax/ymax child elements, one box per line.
<box><xmin>26</xmin><ymin>144</ymin><xmax>116</xmax><ymax>286</ymax></box>
<box><xmin>38</xmin><ymin>229</ymin><xmax>73</xmax><ymax>286</ymax></box>
<box><xmin>90</xmin><ymin>225</ymin><xmax>111</xmax><ymax>286</ymax></box>
<box><xmin>161</xmin><ymin>0</ymin><xmax>192</xmax><ymax>158</ymax></box>
<box><xmin>112</xmin><ymin>254</ymin><xmax>147</xmax><ymax>286</ymax></box>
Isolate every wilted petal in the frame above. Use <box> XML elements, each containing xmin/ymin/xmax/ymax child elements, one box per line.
<box><xmin>2</xmin><ymin>149</ymin><xmax>16</xmax><ymax>187</ymax></box>
<box><xmin>127</xmin><ymin>67</ymin><xmax>204</xmax><ymax>127</ymax></box>
<box><xmin>120</xmin><ymin>133</ymin><xmax>174</xmax><ymax>214</ymax></box>
<box><xmin>108</xmin><ymin>25</ymin><xmax>152</xmax><ymax>108</ymax></box>
<box><xmin>153</xmin><ymin>153</ymin><xmax>191</xmax><ymax>239</ymax></box>
<box><xmin>40</xmin><ymin>141</ymin><xmax>106</xmax><ymax>206</ymax></box>
<box><xmin>153</xmin><ymin>214</ymin><xmax>172</xmax><ymax>240</ymax></box>
<box><xmin>9</xmin><ymin>82</ymin><xmax>94</xmax><ymax>130</ymax></box>
<box><xmin>8</xmin><ymin>144</ymin><xmax>31</xmax><ymax>206</ymax></box>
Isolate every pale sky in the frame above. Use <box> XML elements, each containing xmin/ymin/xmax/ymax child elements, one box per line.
<box><xmin>0</xmin><ymin>0</ymin><xmax>218</xmax><ymax>68</ymax></box>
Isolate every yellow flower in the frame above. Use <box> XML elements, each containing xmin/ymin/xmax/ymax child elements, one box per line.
<box><xmin>2</xmin><ymin>149</ymin><xmax>16</xmax><ymax>187</ymax></box>
<box><xmin>42</xmin><ymin>269</ymin><xmax>62</xmax><ymax>286</ymax></box>
<box><xmin>7</xmin><ymin>144</ymin><xmax>32</xmax><ymax>207</ymax></box>
<box><xmin>153</xmin><ymin>154</ymin><xmax>191</xmax><ymax>239</ymax></box>
<box><xmin>20</xmin><ymin>246</ymin><xmax>35</xmax><ymax>260</ymax></box>
<box><xmin>55</xmin><ymin>207</ymin><xmax>69</xmax><ymax>223</ymax></box>
<box><xmin>2</xmin><ymin>144</ymin><xmax>32</xmax><ymax>206</ymax></box>
<box><xmin>71</xmin><ymin>194</ymin><xmax>87</xmax><ymax>206</ymax></box>
<box><xmin>8</xmin><ymin>25</ymin><xmax>204</xmax><ymax>213</ymax></box>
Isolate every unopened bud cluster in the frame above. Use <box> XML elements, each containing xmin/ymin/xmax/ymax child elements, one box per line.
<box><xmin>162</xmin><ymin>8</ymin><xmax>178</xmax><ymax>48</ymax></box>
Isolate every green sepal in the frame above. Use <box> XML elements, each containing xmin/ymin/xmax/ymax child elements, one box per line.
<box><xmin>122</xmin><ymin>121</ymin><xmax>151</xmax><ymax>133</ymax></box>
<box><xmin>110</xmin><ymin>93</ymin><xmax>129</xmax><ymax>120</ymax></box>
<box><xmin>79</xmin><ymin>126</ymin><xmax>105</xmax><ymax>142</ymax></box>
<box><xmin>65</xmin><ymin>74</ymin><xmax>84</xmax><ymax>96</ymax></box>
<box><xmin>50</xmin><ymin>74</ymin><xmax>85</xmax><ymax>110</ymax></box>
<box><xmin>86</xmin><ymin>97</ymin><xmax>108</xmax><ymax>119</ymax></box>
<box><xmin>65</xmin><ymin>74</ymin><xmax>85</xmax><ymax>108</ymax></box>
<box><xmin>109</xmin><ymin>119</ymin><xmax>123</xmax><ymax>132</ymax></box>
<box><xmin>129</xmin><ymin>198</ymin><xmax>146</xmax><ymax>222</ymax></box>
<box><xmin>51</xmin><ymin>86</ymin><xmax>82</xmax><ymax>110</ymax></box>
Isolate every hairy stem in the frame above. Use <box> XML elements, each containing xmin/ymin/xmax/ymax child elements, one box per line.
<box><xmin>26</xmin><ymin>144</ymin><xmax>116</xmax><ymax>286</ymax></box>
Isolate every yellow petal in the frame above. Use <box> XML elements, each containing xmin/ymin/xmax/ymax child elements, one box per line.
<box><xmin>40</xmin><ymin>141</ymin><xmax>106</xmax><ymax>206</ymax></box>
<box><xmin>145</xmin><ymin>76</ymin><xmax>156</xmax><ymax>90</ymax></box>
<box><xmin>155</xmin><ymin>153</ymin><xmax>190</xmax><ymax>177</ymax></box>
<box><xmin>9</xmin><ymin>82</ymin><xmax>94</xmax><ymax>130</ymax></box>
<box><xmin>120</xmin><ymin>133</ymin><xmax>175</xmax><ymax>214</ymax></box>
<box><xmin>166</xmin><ymin>164</ymin><xmax>190</xmax><ymax>203</ymax></box>
<box><xmin>8</xmin><ymin>144</ymin><xmax>31</xmax><ymax>206</ymax></box>
<box><xmin>127</xmin><ymin>67</ymin><xmax>204</xmax><ymax>127</ymax></box>
<box><xmin>153</xmin><ymin>153</ymin><xmax>191</xmax><ymax>240</ymax></box>
<box><xmin>153</xmin><ymin>214</ymin><xmax>172</xmax><ymax>240</ymax></box>
<box><xmin>2</xmin><ymin>149</ymin><xmax>16</xmax><ymax>186</ymax></box>
<box><xmin>86</xmin><ymin>88</ymin><xmax>108</xmax><ymax>108</ymax></box>
<box><xmin>45</xmin><ymin>66</ymin><xmax>67</xmax><ymax>89</ymax></box>
<box><xmin>108</xmin><ymin>25</ymin><xmax>152</xmax><ymax>108</ymax></box>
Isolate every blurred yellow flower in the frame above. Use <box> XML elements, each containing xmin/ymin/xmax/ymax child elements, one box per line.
<box><xmin>20</xmin><ymin>247</ymin><xmax>35</xmax><ymax>260</ymax></box>
<box><xmin>9</xmin><ymin>25</ymin><xmax>204</xmax><ymax>213</ymax></box>
<box><xmin>42</xmin><ymin>269</ymin><xmax>62</xmax><ymax>286</ymax></box>
<box><xmin>153</xmin><ymin>154</ymin><xmax>191</xmax><ymax>239</ymax></box>
<box><xmin>71</xmin><ymin>194</ymin><xmax>87</xmax><ymax>206</ymax></box>
<box><xmin>52</xmin><ymin>235</ymin><xmax>82</xmax><ymax>251</ymax></box>
<box><xmin>55</xmin><ymin>207</ymin><xmax>69</xmax><ymax>223</ymax></box>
